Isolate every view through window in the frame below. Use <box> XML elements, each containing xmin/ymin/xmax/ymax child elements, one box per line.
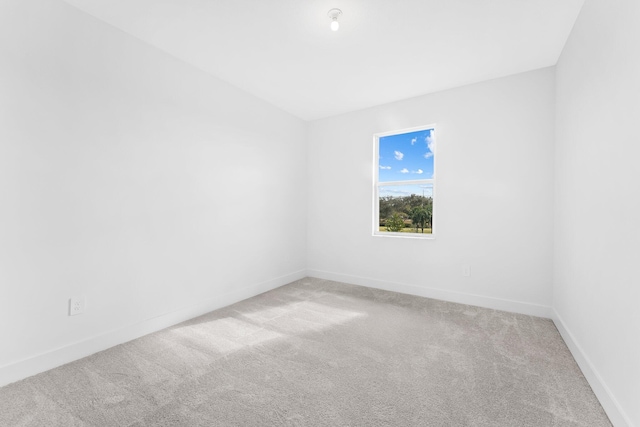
<box><xmin>374</xmin><ymin>125</ymin><xmax>435</xmax><ymax>237</ymax></box>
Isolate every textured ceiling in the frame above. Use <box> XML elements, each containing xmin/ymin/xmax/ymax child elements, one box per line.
<box><xmin>62</xmin><ymin>0</ymin><xmax>584</xmax><ymax>120</ymax></box>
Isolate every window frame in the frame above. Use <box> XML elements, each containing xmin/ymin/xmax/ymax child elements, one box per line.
<box><xmin>372</xmin><ymin>124</ymin><xmax>437</xmax><ymax>239</ymax></box>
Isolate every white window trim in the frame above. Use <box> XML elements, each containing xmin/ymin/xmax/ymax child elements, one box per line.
<box><xmin>372</xmin><ymin>124</ymin><xmax>437</xmax><ymax>239</ymax></box>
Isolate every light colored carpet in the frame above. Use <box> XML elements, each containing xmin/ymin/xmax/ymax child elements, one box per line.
<box><xmin>0</xmin><ymin>278</ymin><xmax>611</xmax><ymax>426</ymax></box>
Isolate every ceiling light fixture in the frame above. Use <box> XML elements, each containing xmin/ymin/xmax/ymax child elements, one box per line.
<box><xmin>328</xmin><ymin>8</ymin><xmax>342</xmax><ymax>31</ymax></box>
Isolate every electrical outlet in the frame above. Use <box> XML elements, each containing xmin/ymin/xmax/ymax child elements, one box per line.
<box><xmin>462</xmin><ymin>265</ymin><xmax>471</xmax><ymax>277</ymax></box>
<box><xmin>69</xmin><ymin>296</ymin><xmax>85</xmax><ymax>316</ymax></box>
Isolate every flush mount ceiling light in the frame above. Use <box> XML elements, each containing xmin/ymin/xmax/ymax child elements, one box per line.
<box><xmin>328</xmin><ymin>8</ymin><xmax>342</xmax><ymax>31</ymax></box>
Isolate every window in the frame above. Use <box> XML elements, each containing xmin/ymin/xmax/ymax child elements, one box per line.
<box><xmin>373</xmin><ymin>125</ymin><xmax>436</xmax><ymax>238</ymax></box>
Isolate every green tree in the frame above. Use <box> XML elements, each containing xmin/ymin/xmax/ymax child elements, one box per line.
<box><xmin>386</xmin><ymin>213</ymin><xmax>405</xmax><ymax>232</ymax></box>
<box><xmin>379</xmin><ymin>194</ymin><xmax>433</xmax><ymax>231</ymax></box>
<box><xmin>379</xmin><ymin>196</ymin><xmax>393</xmax><ymax>220</ymax></box>
<box><xmin>425</xmin><ymin>204</ymin><xmax>433</xmax><ymax>230</ymax></box>
<box><xmin>410</xmin><ymin>206</ymin><xmax>428</xmax><ymax>233</ymax></box>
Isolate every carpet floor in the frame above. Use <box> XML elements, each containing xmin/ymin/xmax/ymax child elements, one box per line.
<box><xmin>0</xmin><ymin>278</ymin><xmax>611</xmax><ymax>426</ymax></box>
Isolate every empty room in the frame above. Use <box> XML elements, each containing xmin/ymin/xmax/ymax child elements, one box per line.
<box><xmin>1</xmin><ymin>0</ymin><xmax>638</xmax><ymax>426</ymax></box>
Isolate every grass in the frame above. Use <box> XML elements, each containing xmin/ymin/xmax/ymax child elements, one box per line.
<box><xmin>378</xmin><ymin>226</ymin><xmax>432</xmax><ymax>234</ymax></box>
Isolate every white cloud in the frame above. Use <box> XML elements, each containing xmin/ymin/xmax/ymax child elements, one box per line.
<box><xmin>425</xmin><ymin>134</ymin><xmax>435</xmax><ymax>154</ymax></box>
<box><xmin>399</xmin><ymin>168</ymin><xmax>409</xmax><ymax>174</ymax></box>
<box><xmin>412</xmin><ymin>169</ymin><xmax>423</xmax><ymax>174</ymax></box>
<box><xmin>379</xmin><ymin>165</ymin><xmax>391</xmax><ymax>170</ymax></box>
<box><xmin>424</xmin><ymin>152</ymin><xmax>433</xmax><ymax>159</ymax></box>
<box><xmin>411</xmin><ymin>137</ymin><xmax>417</xmax><ymax>145</ymax></box>
<box><xmin>394</xmin><ymin>151</ymin><xmax>404</xmax><ymax>160</ymax></box>
<box><xmin>382</xmin><ymin>188</ymin><xmax>410</xmax><ymax>195</ymax></box>
<box><xmin>419</xmin><ymin>185</ymin><xmax>434</xmax><ymax>196</ymax></box>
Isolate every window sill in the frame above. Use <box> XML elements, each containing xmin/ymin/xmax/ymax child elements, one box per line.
<box><xmin>372</xmin><ymin>232</ymin><xmax>435</xmax><ymax>240</ymax></box>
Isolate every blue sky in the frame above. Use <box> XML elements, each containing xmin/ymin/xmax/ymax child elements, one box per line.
<box><xmin>380</xmin><ymin>183</ymin><xmax>433</xmax><ymax>198</ymax></box>
<box><xmin>379</xmin><ymin>128</ymin><xmax>434</xmax><ymax>182</ymax></box>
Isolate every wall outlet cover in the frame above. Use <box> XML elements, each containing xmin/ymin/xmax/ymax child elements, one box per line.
<box><xmin>69</xmin><ymin>296</ymin><xmax>85</xmax><ymax>316</ymax></box>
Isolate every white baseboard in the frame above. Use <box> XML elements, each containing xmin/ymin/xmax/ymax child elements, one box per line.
<box><xmin>0</xmin><ymin>269</ymin><xmax>306</xmax><ymax>388</ymax></box>
<box><xmin>307</xmin><ymin>269</ymin><xmax>552</xmax><ymax>318</ymax></box>
<box><xmin>552</xmin><ymin>309</ymin><xmax>633</xmax><ymax>427</ymax></box>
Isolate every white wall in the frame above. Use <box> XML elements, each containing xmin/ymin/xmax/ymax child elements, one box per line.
<box><xmin>554</xmin><ymin>0</ymin><xmax>640</xmax><ymax>425</ymax></box>
<box><xmin>0</xmin><ymin>0</ymin><xmax>306</xmax><ymax>385</ymax></box>
<box><xmin>307</xmin><ymin>68</ymin><xmax>555</xmax><ymax>316</ymax></box>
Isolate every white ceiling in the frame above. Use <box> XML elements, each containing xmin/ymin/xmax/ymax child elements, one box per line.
<box><xmin>62</xmin><ymin>0</ymin><xmax>584</xmax><ymax>121</ymax></box>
